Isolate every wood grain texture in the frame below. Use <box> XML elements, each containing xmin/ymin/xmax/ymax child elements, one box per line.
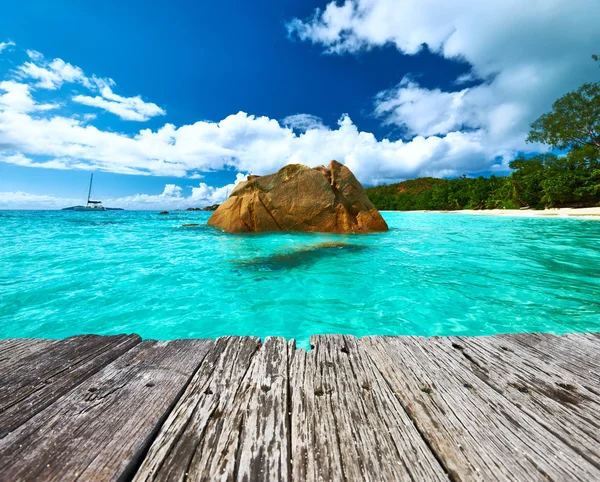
<box><xmin>136</xmin><ymin>336</ymin><xmax>290</xmax><ymax>482</ymax></box>
<box><xmin>0</xmin><ymin>334</ymin><xmax>141</xmax><ymax>438</ymax></box>
<box><xmin>0</xmin><ymin>338</ymin><xmax>58</xmax><ymax>366</ymax></box>
<box><xmin>0</xmin><ymin>339</ymin><xmax>212</xmax><ymax>482</ymax></box>
<box><xmin>360</xmin><ymin>335</ymin><xmax>600</xmax><ymax>481</ymax></box>
<box><xmin>447</xmin><ymin>334</ymin><xmax>600</xmax><ymax>468</ymax></box>
<box><xmin>1</xmin><ymin>333</ymin><xmax>599</xmax><ymax>482</ymax></box>
<box><xmin>289</xmin><ymin>335</ymin><xmax>448</xmax><ymax>482</ymax></box>
<box><xmin>234</xmin><ymin>336</ymin><xmax>290</xmax><ymax>482</ymax></box>
<box><xmin>496</xmin><ymin>332</ymin><xmax>600</xmax><ymax>388</ymax></box>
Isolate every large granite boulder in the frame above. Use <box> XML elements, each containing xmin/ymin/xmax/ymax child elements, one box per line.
<box><xmin>207</xmin><ymin>160</ymin><xmax>388</xmax><ymax>233</ymax></box>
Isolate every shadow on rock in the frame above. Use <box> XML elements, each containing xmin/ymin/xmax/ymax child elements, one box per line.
<box><xmin>235</xmin><ymin>242</ymin><xmax>368</xmax><ymax>271</ymax></box>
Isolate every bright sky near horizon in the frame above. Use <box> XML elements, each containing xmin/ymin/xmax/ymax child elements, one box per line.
<box><xmin>0</xmin><ymin>0</ymin><xmax>599</xmax><ymax>209</ymax></box>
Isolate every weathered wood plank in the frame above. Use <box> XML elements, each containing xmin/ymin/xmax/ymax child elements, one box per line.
<box><xmin>451</xmin><ymin>333</ymin><xmax>600</xmax><ymax>406</ymax></box>
<box><xmin>234</xmin><ymin>336</ymin><xmax>290</xmax><ymax>481</ymax></box>
<box><xmin>134</xmin><ymin>336</ymin><xmax>265</xmax><ymax>481</ymax></box>
<box><xmin>361</xmin><ymin>336</ymin><xmax>600</xmax><ymax>481</ymax></box>
<box><xmin>495</xmin><ymin>332</ymin><xmax>600</xmax><ymax>388</ymax></box>
<box><xmin>1</xmin><ymin>332</ymin><xmax>599</xmax><ymax>481</ymax></box>
<box><xmin>136</xmin><ymin>336</ymin><xmax>289</xmax><ymax>482</ymax></box>
<box><xmin>556</xmin><ymin>333</ymin><xmax>600</xmax><ymax>380</ymax></box>
<box><xmin>289</xmin><ymin>338</ymin><xmax>342</xmax><ymax>481</ymax></box>
<box><xmin>290</xmin><ymin>335</ymin><xmax>448</xmax><ymax>481</ymax></box>
<box><xmin>136</xmin><ymin>336</ymin><xmax>290</xmax><ymax>481</ymax></box>
<box><xmin>443</xmin><ymin>335</ymin><xmax>600</xmax><ymax>469</ymax></box>
<box><xmin>0</xmin><ymin>334</ymin><xmax>141</xmax><ymax>438</ymax></box>
<box><xmin>0</xmin><ymin>339</ymin><xmax>212</xmax><ymax>482</ymax></box>
<box><xmin>0</xmin><ymin>338</ymin><xmax>58</xmax><ymax>366</ymax></box>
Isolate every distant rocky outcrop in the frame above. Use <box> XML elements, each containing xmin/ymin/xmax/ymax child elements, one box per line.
<box><xmin>186</xmin><ymin>205</ymin><xmax>220</xmax><ymax>211</ymax></box>
<box><xmin>159</xmin><ymin>211</ymin><xmax>169</xmax><ymax>215</ymax></box>
<box><xmin>207</xmin><ymin>160</ymin><xmax>388</xmax><ymax>233</ymax></box>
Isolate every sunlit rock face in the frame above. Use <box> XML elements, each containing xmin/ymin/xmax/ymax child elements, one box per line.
<box><xmin>207</xmin><ymin>160</ymin><xmax>389</xmax><ymax>233</ymax></box>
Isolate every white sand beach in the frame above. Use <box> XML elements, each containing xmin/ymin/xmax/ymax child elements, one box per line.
<box><xmin>439</xmin><ymin>207</ymin><xmax>600</xmax><ymax>219</ymax></box>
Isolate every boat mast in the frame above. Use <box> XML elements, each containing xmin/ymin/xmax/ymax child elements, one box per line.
<box><xmin>87</xmin><ymin>174</ymin><xmax>93</xmax><ymax>204</ymax></box>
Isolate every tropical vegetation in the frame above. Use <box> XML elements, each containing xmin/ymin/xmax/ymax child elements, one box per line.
<box><xmin>366</xmin><ymin>57</ymin><xmax>600</xmax><ymax>211</ymax></box>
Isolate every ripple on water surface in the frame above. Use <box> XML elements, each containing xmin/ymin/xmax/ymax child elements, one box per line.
<box><xmin>1</xmin><ymin>210</ymin><xmax>599</xmax><ymax>348</ymax></box>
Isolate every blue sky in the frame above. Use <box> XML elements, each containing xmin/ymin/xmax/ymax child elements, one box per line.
<box><xmin>0</xmin><ymin>0</ymin><xmax>599</xmax><ymax>209</ymax></box>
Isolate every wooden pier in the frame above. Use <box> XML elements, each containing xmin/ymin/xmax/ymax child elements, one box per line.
<box><xmin>0</xmin><ymin>332</ymin><xmax>599</xmax><ymax>481</ymax></box>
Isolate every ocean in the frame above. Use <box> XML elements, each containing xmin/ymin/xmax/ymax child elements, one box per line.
<box><xmin>1</xmin><ymin>210</ymin><xmax>599</xmax><ymax>348</ymax></box>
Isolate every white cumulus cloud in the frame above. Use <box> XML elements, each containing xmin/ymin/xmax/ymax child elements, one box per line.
<box><xmin>13</xmin><ymin>50</ymin><xmax>164</xmax><ymax>121</ymax></box>
<box><xmin>288</xmin><ymin>0</ymin><xmax>600</xmax><ymax>161</ymax></box>
<box><xmin>2</xmin><ymin>27</ymin><xmax>593</xmax><ymax>194</ymax></box>
<box><xmin>72</xmin><ymin>85</ymin><xmax>165</xmax><ymax>122</ymax></box>
<box><xmin>0</xmin><ymin>175</ymin><xmax>249</xmax><ymax>210</ymax></box>
<box><xmin>0</xmin><ymin>86</ymin><xmax>522</xmax><ymax>186</ymax></box>
<box><xmin>25</xmin><ymin>50</ymin><xmax>44</xmax><ymax>61</ymax></box>
<box><xmin>0</xmin><ymin>41</ymin><xmax>15</xmax><ymax>54</ymax></box>
<box><xmin>17</xmin><ymin>57</ymin><xmax>89</xmax><ymax>90</ymax></box>
<box><xmin>0</xmin><ymin>191</ymin><xmax>80</xmax><ymax>209</ymax></box>
<box><xmin>0</xmin><ymin>81</ymin><xmax>59</xmax><ymax>113</ymax></box>
<box><xmin>375</xmin><ymin>77</ymin><xmax>471</xmax><ymax>137</ymax></box>
<box><xmin>191</xmin><ymin>173</ymin><xmax>248</xmax><ymax>205</ymax></box>
<box><xmin>103</xmin><ymin>175</ymin><xmax>248</xmax><ymax>209</ymax></box>
<box><xmin>111</xmin><ymin>183</ymin><xmax>183</xmax><ymax>206</ymax></box>
<box><xmin>282</xmin><ymin>114</ymin><xmax>325</xmax><ymax>132</ymax></box>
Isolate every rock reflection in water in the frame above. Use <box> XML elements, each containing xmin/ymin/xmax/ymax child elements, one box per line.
<box><xmin>235</xmin><ymin>242</ymin><xmax>368</xmax><ymax>271</ymax></box>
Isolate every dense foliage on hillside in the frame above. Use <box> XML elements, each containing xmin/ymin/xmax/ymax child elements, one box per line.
<box><xmin>366</xmin><ymin>148</ymin><xmax>600</xmax><ymax>210</ymax></box>
<box><xmin>367</xmin><ymin>61</ymin><xmax>600</xmax><ymax>211</ymax></box>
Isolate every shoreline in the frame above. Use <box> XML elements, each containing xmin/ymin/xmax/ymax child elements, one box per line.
<box><xmin>383</xmin><ymin>207</ymin><xmax>600</xmax><ymax>219</ymax></box>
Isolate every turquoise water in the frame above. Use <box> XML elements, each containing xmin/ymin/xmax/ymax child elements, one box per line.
<box><xmin>1</xmin><ymin>210</ymin><xmax>599</xmax><ymax>348</ymax></box>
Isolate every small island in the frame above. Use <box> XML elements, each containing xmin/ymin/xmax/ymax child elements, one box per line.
<box><xmin>188</xmin><ymin>205</ymin><xmax>219</xmax><ymax>211</ymax></box>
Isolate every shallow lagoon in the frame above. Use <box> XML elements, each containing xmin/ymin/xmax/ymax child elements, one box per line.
<box><xmin>1</xmin><ymin>210</ymin><xmax>599</xmax><ymax>348</ymax></box>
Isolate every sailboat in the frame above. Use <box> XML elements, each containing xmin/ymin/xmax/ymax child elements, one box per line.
<box><xmin>73</xmin><ymin>174</ymin><xmax>106</xmax><ymax>211</ymax></box>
